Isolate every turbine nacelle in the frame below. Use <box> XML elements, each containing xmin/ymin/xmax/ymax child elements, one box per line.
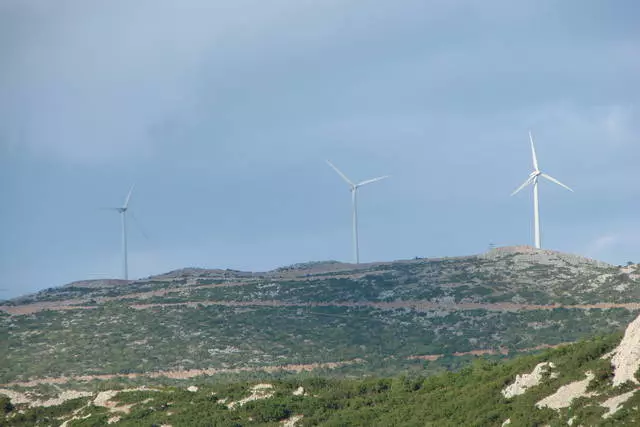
<box><xmin>512</xmin><ymin>171</ymin><xmax>573</xmax><ymax>196</ymax></box>
<box><xmin>327</xmin><ymin>160</ymin><xmax>389</xmax><ymax>192</ymax></box>
<box><xmin>512</xmin><ymin>133</ymin><xmax>572</xmax><ymax>196</ymax></box>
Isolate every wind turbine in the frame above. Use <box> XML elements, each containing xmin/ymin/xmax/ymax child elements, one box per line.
<box><xmin>326</xmin><ymin>160</ymin><xmax>389</xmax><ymax>264</ymax></box>
<box><xmin>105</xmin><ymin>185</ymin><xmax>135</xmax><ymax>280</ymax></box>
<box><xmin>511</xmin><ymin>131</ymin><xmax>573</xmax><ymax>249</ymax></box>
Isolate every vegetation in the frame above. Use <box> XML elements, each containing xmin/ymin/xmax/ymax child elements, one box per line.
<box><xmin>2</xmin><ymin>333</ymin><xmax>638</xmax><ymax>426</ymax></box>
<box><xmin>2</xmin><ymin>302</ymin><xmax>637</xmax><ymax>383</ymax></box>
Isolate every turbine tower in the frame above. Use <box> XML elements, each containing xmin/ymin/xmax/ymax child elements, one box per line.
<box><xmin>511</xmin><ymin>131</ymin><xmax>573</xmax><ymax>249</ymax></box>
<box><xmin>327</xmin><ymin>160</ymin><xmax>389</xmax><ymax>264</ymax></box>
<box><xmin>106</xmin><ymin>185</ymin><xmax>135</xmax><ymax>280</ymax></box>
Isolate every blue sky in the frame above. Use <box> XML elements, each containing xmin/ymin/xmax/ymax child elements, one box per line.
<box><xmin>1</xmin><ymin>0</ymin><xmax>639</xmax><ymax>298</ymax></box>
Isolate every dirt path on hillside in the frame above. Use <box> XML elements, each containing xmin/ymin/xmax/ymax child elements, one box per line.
<box><xmin>1</xmin><ymin>359</ymin><xmax>365</xmax><ymax>388</ymax></box>
<box><xmin>2</xmin><ymin>342</ymin><xmax>575</xmax><ymax>388</ymax></box>
<box><xmin>3</xmin><ymin>299</ymin><xmax>640</xmax><ymax>316</ymax></box>
<box><xmin>407</xmin><ymin>342</ymin><xmax>571</xmax><ymax>361</ymax></box>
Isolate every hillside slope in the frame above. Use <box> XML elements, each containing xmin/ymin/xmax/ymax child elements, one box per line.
<box><xmin>1</xmin><ymin>247</ymin><xmax>639</xmax><ymax>386</ymax></box>
<box><xmin>3</xmin><ymin>325</ymin><xmax>640</xmax><ymax>426</ymax></box>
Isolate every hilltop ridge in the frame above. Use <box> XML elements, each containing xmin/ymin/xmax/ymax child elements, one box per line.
<box><xmin>6</xmin><ymin>245</ymin><xmax>619</xmax><ymax>303</ymax></box>
<box><xmin>2</xmin><ymin>245</ymin><xmax>631</xmax><ymax>318</ymax></box>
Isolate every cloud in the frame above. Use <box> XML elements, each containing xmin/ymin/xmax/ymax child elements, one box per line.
<box><xmin>582</xmin><ymin>227</ymin><xmax>640</xmax><ymax>265</ymax></box>
<box><xmin>585</xmin><ymin>233</ymin><xmax>619</xmax><ymax>256</ymax></box>
<box><xmin>601</xmin><ymin>106</ymin><xmax>637</xmax><ymax>144</ymax></box>
<box><xmin>4</xmin><ymin>0</ymin><xmax>637</xmax><ymax>165</ymax></box>
<box><xmin>0</xmin><ymin>0</ymin><xmax>319</xmax><ymax>163</ymax></box>
<box><xmin>525</xmin><ymin>104</ymin><xmax>638</xmax><ymax>146</ymax></box>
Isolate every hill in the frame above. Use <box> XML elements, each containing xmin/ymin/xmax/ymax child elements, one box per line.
<box><xmin>1</xmin><ymin>246</ymin><xmax>639</xmax><ymax>388</ymax></box>
<box><xmin>3</xmin><ymin>319</ymin><xmax>640</xmax><ymax>426</ymax></box>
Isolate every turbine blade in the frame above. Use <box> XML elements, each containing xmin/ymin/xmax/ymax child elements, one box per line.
<box><xmin>123</xmin><ymin>184</ymin><xmax>135</xmax><ymax>209</ymax></box>
<box><xmin>511</xmin><ymin>176</ymin><xmax>534</xmax><ymax>196</ymax></box>
<box><xmin>357</xmin><ymin>175</ymin><xmax>390</xmax><ymax>187</ymax></box>
<box><xmin>129</xmin><ymin>211</ymin><xmax>150</xmax><ymax>240</ymax></box>
<box><xmin>99</xmin><ymin>207</ymin><xmax>121</xmax><ymax>211</ymax></box>
<box><xmin>529</xmin><ymin>131</ymin><xmax>539</xmax><ymax>171</ymax></box>
<box><xmin>326</xmin><ymin>160</ymin><xmax>354</xmax><ymax>186</ymax></box>
<box><xmin>541</xmin><ymin>173</ymin><xmax>573</xmax><ymax>192</ymax></box>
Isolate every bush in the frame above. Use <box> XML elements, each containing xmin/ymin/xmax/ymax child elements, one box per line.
<box><xmin>0</xmin><ymin>396</ymin><xmax>13</xmax><ymax>414</ymax></box>
<box><xmin>246</xmin><ymin>400</ymin><xmax>292</xmax><ymax>422</ymax></box>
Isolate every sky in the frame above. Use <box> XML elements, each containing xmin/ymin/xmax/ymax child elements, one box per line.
<box><xmin>1</xmin><ymin>0</ymin><xmax>639</xmax><ymax>298</ymax></box>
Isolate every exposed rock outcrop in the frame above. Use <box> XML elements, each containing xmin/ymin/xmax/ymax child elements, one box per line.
<box><xmin>601</xmin><ymin>390</ymin><xmax>637</xmax><ymax>419</ymax></box>
<box><xmin>536</xmin><ymin>372</ymin><xmax>595</xmax><ymax>410</ymax></box>
<box><xmin>609</xmin><ymin>314</ymin><xmax>640</xmax><ymax>387</ymax></box>
<box><xmin>502</xmin><ymin>362</ymin><xmax>556</xmax><ymax>398</ymax></box>
<box><xmin>227</xmin><ymin>384</ymin><xmax>274</xmax><ymax>409</ymax></box>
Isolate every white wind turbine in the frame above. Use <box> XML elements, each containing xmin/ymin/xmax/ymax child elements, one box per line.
<box><xmin>327</xmin><ymin>160</ymin><xmax>389</xmax><ymax>264</ymax></box>
<box><xmin>104</xmin><ymin>185</ymin><xmax>135</xmax><ymax>280</ymax></box>
<box><xmin>511</xmin><ymin>131</ymin><xmax>573</xmax><ymax>249</ymax></box>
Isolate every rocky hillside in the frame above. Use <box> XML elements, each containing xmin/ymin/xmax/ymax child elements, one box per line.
<box><xmin>3</xmin><ymin>317</ymin><xmax>640</xmax><ymax>426</ymax></box>
<box><xmin>1</xmin><ymin>247</ymin><xmax>639</xmax><ymax>388</ymax></box>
